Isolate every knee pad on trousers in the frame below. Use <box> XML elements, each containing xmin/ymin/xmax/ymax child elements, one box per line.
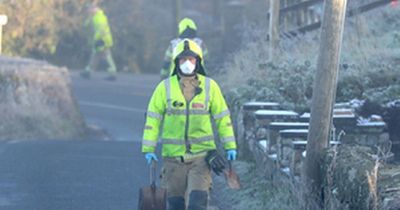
<box><xmin>188</xmin><ymin>190</ymin><xmax>208</xmax><ymax>210</ymax></box>
<box><xmin>168</xmin><ymin>196</ymin><xmax>185</xmax><ymax>210</ymax></box>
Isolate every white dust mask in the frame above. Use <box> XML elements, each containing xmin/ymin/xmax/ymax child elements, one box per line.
<box><xmin>179</xmin><ymin>60</ymin><xmax>196</xmax><ymax>75</ymax></box>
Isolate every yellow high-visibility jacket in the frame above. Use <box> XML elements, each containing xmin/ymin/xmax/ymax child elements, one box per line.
<box><xmin>142</xmin><ymin>74</ymin><xmax>236</xmax><ymax>157</ymax></box>
<box><xmin>89</xmin><ymin>9</ymin><xmax>113</xmax><ymax>51</ymax></box>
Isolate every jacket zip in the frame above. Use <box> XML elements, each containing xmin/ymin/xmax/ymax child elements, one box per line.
<box><xmin>181</xmin><ymin>77</ymin><xmax>202</xmax><ymax>154</ymax></box>
<box><xmin>184</xmin><ymin>88</ymin><xmax>201</xmax><ymax>153</ymax></box>
<box><xmin>184</xmin><ymin>97</ymin><xmax>193</xmax><ymax>153</ymax></box>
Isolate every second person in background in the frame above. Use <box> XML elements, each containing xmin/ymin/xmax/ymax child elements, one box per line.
<box><xmin>81</xmin><ymin>3</ymin><xmax>117</xmax><ymax>81</ymax></box>
<box><xmin>160</xmin><ymin>17</ymin><xmax>208</xmax><ymax>79</ymax></box>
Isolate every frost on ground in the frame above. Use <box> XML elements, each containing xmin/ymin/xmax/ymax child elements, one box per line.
<box><xmin>211</xmin><ymin>160</ymin><xmax>301</xmax><ymax>210</ymax></box>
<box><xmin>211</xmin><ymin>3</ymin><xmax>400</xmax><ymax>210</ymax></box>
<box><xmin>218</xmin><ymin>6</ymin><xmax>400</xmax><ymax>114</ymax></box>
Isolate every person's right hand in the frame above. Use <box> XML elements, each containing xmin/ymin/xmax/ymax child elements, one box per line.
<box><xmin>145</xmin><ymin>153</ymin><xmax>158</xmax><ymax>165</ymax></box>
<box><xmin>205</xmin><ymin>150</ymin><xmax>226</xmax><ymax>176</ymax></box>
<box><xmin>94</xmin><ymin>40</ymin><xmax>105</xmax><ymax>48</ymax></box>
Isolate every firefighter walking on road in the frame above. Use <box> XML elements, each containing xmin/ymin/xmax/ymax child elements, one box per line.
<box><xmin>81</xmin><ymin>4</ymin><xmax>117</xmax><ymax>81</ymax></box>
<box><xmin>142</xmin><ymin>39</ymin><xmax>237</xmax><ymax>210</ymax></box>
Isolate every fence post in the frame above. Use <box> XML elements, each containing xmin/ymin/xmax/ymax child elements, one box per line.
<box><xmin>301</xmin><ymin>0</ymin><xmax>307</xmax><ymax>26</ymax></box>
<box><xmin>282</xmin><ymin>0</ymin><xmax>288</xmax><ymax>31</ymax></box>
<box><xmin>303</xmin><ymin>0</ymin><xmax>347</xmax><ymax>207</ymax></box>
<box><xmin>0</xmin><ymin>15</ymin><xmax>7</xmax><ymax>54</ymax></box>
<box><xmin>269</xmin><ymin>0</ymin><xmax>280</xmax><ymax>61</ymax></box>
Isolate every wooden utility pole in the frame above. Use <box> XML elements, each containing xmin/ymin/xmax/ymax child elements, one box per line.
<box><xmin>269</xmin><ymin>0</ymin><xmax>280</xmax><ymax>61</ymax></box>
<box><xmin>303</xmin><ymin>0</ymin><xmax>347</xmax><ymax>207</ymax></box>
<box><xmin>300</xmin><ymin>0</ymin><xmax>307</xmax><ymax>26</ymax></box>
<box><xmin>173</xmin><ymin>0</ymin><xmax>182</xmax><ymax>37</ymax></box>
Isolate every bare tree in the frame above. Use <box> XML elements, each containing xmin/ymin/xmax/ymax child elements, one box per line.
<box><xmin>173</xmin><ymin>0</ymin><xmax>182</xmax><ymax>37</ymax></box>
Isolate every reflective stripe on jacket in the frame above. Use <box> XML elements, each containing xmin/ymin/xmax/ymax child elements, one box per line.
<box><xmin>142</xmin><ymin>74</ymin><xmax>236</xmax><ymax>157</ymax></box>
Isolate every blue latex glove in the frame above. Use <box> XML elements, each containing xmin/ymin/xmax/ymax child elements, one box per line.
<box><xmin>226</xmin><ymin>150</ymin><xmax>237</xmax><ymax>161</ymax></box>
<box><xmin>145</xmin><ymin>153</ymin><xmax>158</xmax><ymax>165</ymax></box>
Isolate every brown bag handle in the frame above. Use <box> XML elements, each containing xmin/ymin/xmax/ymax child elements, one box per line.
<box><xmin>150</xmin><ymin>160</ymin><xmax>157</xmax><ymax>190</ymax></box>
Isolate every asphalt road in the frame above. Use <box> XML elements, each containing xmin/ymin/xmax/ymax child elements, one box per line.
<box><xmin>72</xmin><ymin>72</ymin><xmax>157</xmax><ymax>141</ymax></box>
<box><xmin>0</xmin><ymin>71</ymin><xmax>161</xmax><ymax>210</ymax></box>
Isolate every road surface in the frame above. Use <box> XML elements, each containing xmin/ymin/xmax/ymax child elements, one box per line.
<box><xmin>0</xmin><ymin>71</ymin><xmax>160</xmax><ymax>210</ymax></box>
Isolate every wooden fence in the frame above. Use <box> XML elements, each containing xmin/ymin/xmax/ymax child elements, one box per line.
<box><xmin>268</xmin><ymin>0</ymin><xmax>393</xmax><ymax>39</ymax></box>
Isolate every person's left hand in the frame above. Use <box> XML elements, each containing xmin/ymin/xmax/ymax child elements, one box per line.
<box><xmin>226</xmin><ymin>150</ymin><xmax>237</xmax><ymax>161</ymax></box>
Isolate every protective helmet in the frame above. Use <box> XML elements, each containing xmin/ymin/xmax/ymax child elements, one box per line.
<box><xmin>178</xmin><ymin>18</ymin><xmax>197</xmax><ymax>38</ymax></box>
<box><xmin>171</xmin><ymin>39</ymin><xmax>206</xmax><ymax>76</ymax></box>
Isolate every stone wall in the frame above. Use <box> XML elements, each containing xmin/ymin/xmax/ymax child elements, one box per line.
<box><xmin>233</xmin><ymin>101</ymin><xmax>400</xmax><ymax>209</ymax></box>
<box><xmin>0</xmin><ymin>56</ymin><xmax>86</xmax><ymax>140</ymax></box>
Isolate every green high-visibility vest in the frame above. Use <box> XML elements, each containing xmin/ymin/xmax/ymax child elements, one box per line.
<box><xmin>142</xmin><ymin>74</ymin><xmax>236</xmax><ymax>157</ymax></box>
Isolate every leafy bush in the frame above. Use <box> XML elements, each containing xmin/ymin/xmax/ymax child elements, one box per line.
<box><xmin>0</xmin><ymin>0</ymin><xmax>174</xmax><ymax>72</ymax></box>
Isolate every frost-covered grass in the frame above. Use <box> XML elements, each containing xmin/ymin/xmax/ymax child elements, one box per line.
<box><xmin>213</xmin><ymin>4</ymin><xmax>400</xmax><ymax>210</ymax></box>
<box><xmin>218</xmin><ymin>6</ymin><xmax>400</xmax><ymax>113</ymax></box>
<box><xmin>212</xmin><ymin>161</ymin><xmax>305</xmax><ymax>210</ymax></box>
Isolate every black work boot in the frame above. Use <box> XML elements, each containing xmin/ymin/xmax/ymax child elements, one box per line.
<box><xmin>168</xmin><ymin>196</ymin><xmax>185</xmax><ymax>210</ymax></box>
<box><xmin>188</xmin><ymin>190</ymin><xmax>208</xmax><ymax>210</ymax></box>
<box><xmin>104</xmin><ymin>75</ymin><xmax>117</xmax><ymax>81</ymax></box>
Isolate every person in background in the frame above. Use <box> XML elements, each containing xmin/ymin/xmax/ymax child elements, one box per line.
<box><xmin>160</xmin><ymin>17</ymin><xmax>208</xmax><ymax>79</ymax></box>
<box><xmin>81</xmin><ymin>4</ymin><xmax>117</xmax><ymax>81</ymax></box>
<box><xmin>142</xmin><ymin>39</ymin><xmax>236</xmax><ymax>210</ymax></box>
